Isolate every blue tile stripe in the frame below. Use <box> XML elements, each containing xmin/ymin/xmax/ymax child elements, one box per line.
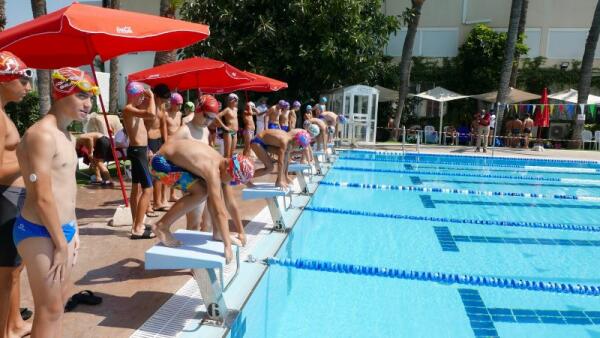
<box><xmin>339</xmin><ymin>149</ymin><xmax>600</xmax><ymax>166</ymax></box>
<box><xmin>409</xmin><ymin>176</ymin><xmax>423</xmax><ymax>185</ymax></box>
<box><xmin>303</xmin><ymin>206</ymin><xmax>600</xmax><ymax>233</ymax></box>
<box><xmin>267</xmin><ymin>257</ymin><xmax>600</xmax><ymax>296</ymax></box>
<box><xmin>432</xmin><ymin>199</ymin><xmax>600</xmax><ymax>210</ymax></box>
<box><xmin>434</xmin><ymin>226</ymin><xmax>600</xmax><ymax>252</ymax></box>
<box><xmin>332</xmin><ymin>166</ymin><xmax>561</xmax><ymax>182</ymax></box>
<box><xmin>419</xmin><ymin>178</ymin><xmax>600</xmax><ymax>190</ymax></box>
<box><xmin>320</xmin><ymin>180</ymin><xmax>599</xmax><ymax>202</ymax></box>
<box><xmin>457</xmin><ymin>288</ymin><xmax>600</xmax><ymax>338</ymax></box>
<box><xmin>419</xmin><ymin>195</ymin><xmax>436</xmax><ymax>208</ymax></box>
<box><xmin>403</xmin><ymin>163</ymin><xmax>600</xmax><ymax>176</ymax></box>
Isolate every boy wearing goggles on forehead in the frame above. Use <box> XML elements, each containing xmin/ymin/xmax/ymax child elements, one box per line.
<box><xmin>122</xmin><ymin>81</ymin><xmax>156</xmax><ymax>240</ymax></box>
<box><xmin>15</xmin><ymin>67</ymin><xmax>96</xmax><ymax>337</ymax></box>
<box><xmin>169</xmin><ymin>95</ymin><xmax>248</xmax><ymax>246</ymax></box>
<box><xmin>0</xmin><ymin>51</ymin><xmax>32</xmax><ymax>338</ymax></box>
<box><xmin>149</xmin><ymin>139</ymin><xmax>254</xmax><ymax>263</ymax></box>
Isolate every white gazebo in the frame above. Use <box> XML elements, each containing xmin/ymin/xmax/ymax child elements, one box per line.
<box><xmin>412</xmin><ymin>86</ymin><xmax>469</xmax><ymax>144</ymax></box>
<box><xmin>548</xmin><ymin>88</ymin><xmax>600</xmax><ymax>104</ymax></box>
<box><xmin>320</xmin><ymin>85</ymin><xmax>379</xmax><ymax>144</ymax></box>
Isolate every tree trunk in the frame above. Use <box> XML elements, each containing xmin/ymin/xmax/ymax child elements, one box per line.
<box><xmin>107</xmin><ymin>0</ymin><xmax>120</xmax><ymax>114</ymax></box>
<box><xmin>30</xmin><ymin>0</ymin><xmax>51</xmax><ymax>114</ymax></box>
<box><xmin>509</xmin><ymin>0</ymin><xmax>529</xmax><ymax>87</ymax></box>
<box><xmin>572</xmin><ymin>0</ymin><xmax>600</xmax><ymax>146</ymax></box>
<box><xmin>0</xmin><ymin>0</ymin><xmax>7</xmax><ymax>31</ymax></box>
<box><xmin>153</xmin><ymin>0</ymin><xmax>177</xmax><ymax>67</ymax></box>
<box><xmin>495</xmin><ymin>0</ymin><xmax>523</xmax><ymax>132</ymax></box>
<box><xmin>393</xmin><ymin>0</ymin><xmax>425</xmax><ymax>139</ymax></box>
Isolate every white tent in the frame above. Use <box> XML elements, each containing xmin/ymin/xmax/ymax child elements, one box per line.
<box><xmin>548</xmin><ymin>88</ymin><xmax>600</xmax><ymax>104</ymax></box>
<box><xmin>413</xmin><ymin>86</ymin><xmax>469</xmax><ymax>144</ymax></box>
<box><xmin>374</xmin><ymin>85</ymin><xmax>399</xmax><ymax>102</ymax></box>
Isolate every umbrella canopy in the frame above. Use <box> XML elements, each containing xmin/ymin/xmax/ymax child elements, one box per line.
<box><xmin>413</xmin><ymin>86</ymin><xmax>468</xmax><ymax>102</ymax></box>
<box><xmin>548</xmin><ymin>88</ymin><xmax>600</xmax><ymax>104</ymax></box>
<box><xmin>128</xmin><ymin>57</ymin><xmax>253</xmax><ymax>92</ymax></box>
<box><xmin>374</xmin><ymin>85</ymin><xmax>399</xmax><ymax>102</ymax></box>
<box><xmin>471</xmin><ymin>87</ymin><xmax>540</xmax><ymax>104</ymax></box>
<box><xmin>232</xmin><ymin>71</ymin><xmax>288</xmax><ymax>93</ymax></box>
<box><xmin>0</xmin><ymin>2</ymin><xmax>210</xmax><ymax>68</ymax></box>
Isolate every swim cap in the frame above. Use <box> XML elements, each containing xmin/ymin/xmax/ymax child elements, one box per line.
<box><xmin>327</xmin><ymin>126</ymin><xmax>335</xmax><ymax>135</ymax></box>
<box><xmin>305</xmin><ymin>105</ymin><xmax>312</xmax><ymax>112</ymax></box>
<box><xmin>184</xmin><ymin>101</ymin><xmax>195</xmax><ymax>111</ymax></box>
<box><xmin>282</xmin><ymin>101</ymin><xmax>290</xmax><ymax>109</ymax></box>
<box><xmin>228</xmin><ymin>93</ymin><xmax>239</xmax><ymax>101</ymax></box>
<box><xmin>247</xmin><ymin>101</ymin><xmax>256</xmax><ymax>110</ymax></box>
<box><xmin>308</xmin><ymin>124</ymin><xmax>320</xmax><ymax>137</ymax></box>
<box><xmin>320</xmin><ymin>97</ymin><xmax>327</xmax><ymax>104</ymax></box>
<box><xmin>293</xmin><ymin>130</ymin><xmax>311</xmax><ymax>148</ymax></box>
<box><xmin>278</xmin><ymin>100</ymin><xmax>286</xmax><ymax>107</ymax></box>
<box><xmin>197</xmin><ymin>94</ymin><xmax>219</xmax><ymax>115</ymax></box>
<box><xmin>338</xmin><ymin>115</ymin><xmax>348</xmax><ymax>124</ymax></box>
<box><xmin>51</xmin><ymin>67</ymin><xmax>99</xmax><ymax>100</ymax></box>
<box><xmin>229</xmin><ymin>153</ymin><xmax>254</xmax><ymax>185</ymax></box>
<box><xmin>170</xmin><ymin>92</ymin><xmax>183</xmax><ymax>105</ymax></box>
<box><xmin>292</xmin><ymin>100</ymin><xmax>301</xmax><ymax>108</ymax></box>
<box><xmin>126</xmin><ymin>81</ymin><xmax>145</xmax><ymax>97</ymax></box>
<box><xmin>314</xmin><ymin>104</ymin><xmax>322</xmax><ymax>112</ymax></box>
<box><xmin>0</xmin><ymin>51</ymin><xmax>31</xmax><ymax>82</ymax></box>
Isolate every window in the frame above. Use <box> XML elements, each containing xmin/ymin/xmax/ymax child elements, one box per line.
<box><xmin>547</xmin><ymin>29</ymin><xmax>600</xmax><ymax>59</ymax></box>
<box><xmin>493</xmin><ymin>28</ymin><xmax>541</xmax><ymax>58</ymax></box>
<box><xmin>386</xmin><ymin>28</ymin><xmax>458</xmax><ymax>57</ymax></box>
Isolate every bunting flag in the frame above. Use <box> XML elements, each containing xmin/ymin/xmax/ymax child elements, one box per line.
<box><xmin>590</xmin><ymin>104</ymin><xmax>597</xmax><ymax>119</ymax></box>
<box><xmin>580</xmin><ymin>103</ymin><xmax>586</xmax><ymax>115</ymax></box>
<box><xmin>567</xmin><ymin>105</ymin><xmax>575</xmax><ymax>119</ymax></box>
<box><xmin>530</xmin><ymin>104</ymin><xmax>536</xmax><ymax>115</ymax></box>
<box><xmin>513</xmin><ymin>104</ymin><xmax>518</xmax><ymax>113</ymax></box>
<box><xmin>559</xmin><ymin>104</ymin><xmax>564</xmax><ymax>113</ymax></box>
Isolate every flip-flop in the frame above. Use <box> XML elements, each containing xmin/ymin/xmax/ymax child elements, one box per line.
<box><xmin>145</xmin><ymin>211</ymin><xmax>159</xmax><ymax>217</ymax></box>
<box><xmin>64</xmin><ymin>290</ymin><xmax>103</xmax><ymax>312</ymax></box>
<box><xmin>130</xmin><ymin>228</ymin><xmax>156</xmax><ymax>240</ymax></box>
<box><xmin>20</xmin><ymin>307</ymin><xmax>32</xmax><ymax>320</ymax></box>
<box><xmin>154</xmin><ymin>206</ymin><xmax>170</xmax><ymax>211</ymax></box>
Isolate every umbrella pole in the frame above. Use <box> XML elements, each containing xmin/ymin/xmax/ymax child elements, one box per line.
<box><xmin>90</xmin><ymin>63</ymin><xmax>129</xmax><ymax>207</ymax></box>
<box><xmin>438</xmin><ymin>101</ymin><xmax>443</xmax><ymax>145</ymax></box>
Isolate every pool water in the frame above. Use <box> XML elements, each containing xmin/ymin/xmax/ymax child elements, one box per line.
<box><xmin>230</xmin><ymin>151</ymin><xmax>600</xmax><ymax>338</ymax></box>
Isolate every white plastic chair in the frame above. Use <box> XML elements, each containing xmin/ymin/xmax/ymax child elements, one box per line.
<box><xmin>581</xmin><ymin>130</ymin><xmax>594</xmax><ymax>150</ymax></box>
<box><xmin>594</xmin><ymin>131</ymin><xmax>600</xmax><ymax>150</ymax></box>
<box><xmin>423</xmin><ymin>125</ymin><xmax>438</xmax><ymax>144</ymax></box>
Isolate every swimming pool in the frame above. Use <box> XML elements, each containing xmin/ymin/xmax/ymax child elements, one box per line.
<box><xmin>229</xmin><ymin>150</ymin><xmax>600</xmax><ymax>338</ymax></box>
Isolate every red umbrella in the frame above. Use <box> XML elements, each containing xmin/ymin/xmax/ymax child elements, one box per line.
<box><xmin>0</xmin><ymin>3</ymin><xmax>210</xmax><ymax>207</ymax></box>
<box><xmin>234</xmin><ymin>71</ymin><xmax>288</xmax><ymax>92</ymax></box>
<box><xmin>535</xmin><ymin>87</ymin><xmax>550</xmax><ymax>127</ymax></box>
<box><xmin>128</xmin><ymin>57</ymin><xmax>253</xmax><ymax>93</ymax></box>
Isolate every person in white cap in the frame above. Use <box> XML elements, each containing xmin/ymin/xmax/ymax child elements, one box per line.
<box><xmin>255</xmin><ymin>97</ymin><xmax>268</xmax><ymax>134</ymax></box>
<box><xmin>213</xmin><ymin>93</ymin><xmax>239</xmax><ymax>158</ymax></box>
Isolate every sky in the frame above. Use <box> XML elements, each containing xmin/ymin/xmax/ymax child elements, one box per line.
<box><xmin>6</xmin><ymin>0</ymin><xmax>99</xmax><ymax>29</ymax></box>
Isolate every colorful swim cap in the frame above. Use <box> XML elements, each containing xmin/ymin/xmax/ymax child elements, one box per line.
<box><xmin>170</xmin><ymin>92</ymin><xmax>183</xmax><ymax>105</ymax></box>
<box><xmin>282</xmin><ymin>101</ymin><xmax>290</xmax><ymax>109</ymax></box>
<box><xmin>327</xmin><ymin>126</ymin><xmax>335</xmax><ymax>135</ymax></box>
<box><xmin>52</xmin><ymin>67</ymin><xmax>99</xmax><ymax>101</ymax></box>
<box><xmin>320</xmin><ymin>97</ymin><xmax>327</xmax><ymax>104</ymax></box>
<box><xmin>228</xmin><ymin>93</ymin><xmax>239</xmax><ymax>101</ymax></box>
<box><xmin>126</xmin><ymin>81</ymin><xmax>145</xmax><ymax>97</ymax></box>
<box><xmin>314</xmin><ymin>104</ymin><xmax>322</xmax><ymax>112</ymax></box>
<box><xmin>229</xmin><ymin>153</ymin><xmax>255</xmax><ymax>185</ymax></box>
<box><xmin>247</xmin><ymin>101</ymin><xmax>256</xmax><ymax>110</ymax></box>
<box><xmin>278</xmin><ymin>100</ymin><xmax>286</xmax><ymax>108</ymax></box>
<box><xmin>338</xmin><ymin>115</ymin><xmax>348</xmax><ymax>124</ymax></box>
<box><xmin>184</xmin><ymin>101</ymin><xmax>195</xmax><ymax>111</ymax></box>
<box><xmin>0</xmin><ymin>52</ymin><xmax>31</xmax><ymax>82</ymax></box>
<box><xmin>293</xmin><ymin>130</ymin><xmax>311</xmax><ymax>148</ymax></box>
<box><xmin>305</xmin><ymin>105</ymin><xmax>312</xmax><ymax>112</ymax></box>
<box><xmin>292</xmin><ymin>100</ymin><xmax>301</xmax><ymax>108</ymax></box>
<box><xmin>308</xmin><ymin>124</ymin><xmax>320</xmax><ymax>137</ymax></box>
<box><xmin>197</xmin><ymin>94</ymin><xmax>219</xmax><ymax>115</ymax></box>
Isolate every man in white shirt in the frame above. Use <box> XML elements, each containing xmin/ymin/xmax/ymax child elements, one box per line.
<box><xmin>255</xmin><ymin>97</ymin><xmax>268</xmax><ymax>134</ymax></box>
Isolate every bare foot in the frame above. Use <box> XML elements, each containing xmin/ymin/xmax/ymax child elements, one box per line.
<box><xmin>213</xmin><ymin>232</ymin><xmax>243</xmax><ymax>247</ymax></box>
<box><xmin>7</xmin><ymin>319</ymin><xmax>32</xmax><ymax>338</ymax></box>
<box><xmin>151</xmin><ymin>224</ymin><xmax>182</xmax><ymax>247</ymax></box>
<box><xmin>224</xmin><ymin>245</ymin><xmax>233</xmax><ymax>264</ymax></box>
<box><xmin>286</xmin><ymin>176</ymin><xmax>293</xmax><ymax>184</ymax></box>
<box><xmin>245</xmin><ymin>181</ymin><xmax>256</xmax><ymax>188</ymax></box>
<box><xmin>237</xmin><ymin>232</ymin><xmax>247</xmax><ymax>246</ymax></box>
<box><xmin>275</xmin><ymin>180</ymin><xmax>288</xmax><ymax>189</ymax></box>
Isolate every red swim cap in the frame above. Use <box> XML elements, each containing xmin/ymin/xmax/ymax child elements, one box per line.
<box><xmin>197</xmin><ymin>94</ymin><xmax>219</xmax><ymax>114</ymax></box>
<box><xmin>52</xmin><ymin>67</ymin><xmax>98</xmax><ymax>101</ymax></box>
<box><xmin>0</xmin><ymin>51</ymin><xmax>31</xmax><ymax>82</ymax></box>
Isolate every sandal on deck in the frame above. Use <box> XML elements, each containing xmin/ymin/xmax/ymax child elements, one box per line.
<box><xmin>64</xmin><ymin>290</ymin><xmax>103</xmax><ymax>312</ymax></box>
<box><xmin>130</xmin><ymin>228</ymin><xmax>156</xmax><ymax>240</ymax></box>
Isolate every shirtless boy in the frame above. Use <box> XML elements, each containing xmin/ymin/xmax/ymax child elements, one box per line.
<box><xmin>214</xmin><ymin>93</ymin><xmax>239</xmax><ymax>158</ymax></box>
<box><xmin>165</xmin><ymin>93</ymin><xmax>183</xmax><ymax>202</ymax></box>
<box><xmin>146</xmin><ymin>84</ymin><xmax>170</xmax><ymax>213</ymax></box>
<box><xmin>242</xmin><ymin>101</ymin><xmax>258</xmax><ymax>156</ymax></box>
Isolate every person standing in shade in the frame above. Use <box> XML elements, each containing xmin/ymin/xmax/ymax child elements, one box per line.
<box><xmin>165</xmin><ymin>93</ymin><xmax>183</xmax><ymax>202</ymax></box>
<box><xmin>146</xmin><ymin>84</ymin><xmax>170</xmax><ymax>214</ymax></box>
<box><xmin>0</xmin><ymin>51</ymin><xmax>33</xmax><ymax>338</ymax></box>
<box><xmin>475</xmin><ymin>109</ymin><xmax>491</xmax><ymax>153</ymax></box>
<box><xmin>488</xmin><ymin>110</ymin><xmax>496</xmax><ymax>147</ymax></box>
<box><xmin>255</xmin><ymin>97</ymin><xmax>268</xmax><ymax>134</ymax></box>
<box><xmin>522</xmin><ymin>113</ymin><xmax>534</xmax><ymax>149</ymax></box>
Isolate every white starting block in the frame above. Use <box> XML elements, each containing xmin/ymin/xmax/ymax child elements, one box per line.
<box><xmin>327</xmin><ymin>143</ymin><xmax>336</xmax><ymax>155</ymax></box>
<box><xmin>242</xmin><ymin>182</ymin><xmax>291</xmax><ymax>231</ymax></box>
<box><xmin>313</xmin><ymin>150</ymin><xmax>326</xmax><ymax>174</ymax></box>
<box><xmin>288</xmin><ymin>162</ymin><xmax>312</xmax><ymax>194</ymax></box>
<box><xmin>145</xmin><ymin>230</ymin><xmax>240</xmax><ymax>324</ymax></box>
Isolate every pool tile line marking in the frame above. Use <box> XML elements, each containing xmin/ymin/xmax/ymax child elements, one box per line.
<box><xmin>303</xmin><ymin>206</ymin><xmax>600</xmax><ymax>233</ymax></box>
<box><xmin>418</xmin><ymin>178</ymin><xmax>600</xmax><ymax>190</ymax></box>
<box><xmin>434</xmin><ymin>226</ymin><xmax>600</xmax><ymax>252</ymax></box>
<box><xmin>458</xmin><ymin>288</ymin><xmax>600</xmax><ymax>338</ymax></box>
<box><xmin>432</xmin><ymin>199</ymin><xmax>600</xmax><ymax>210</ymax></box>
<box><xmin>320</xmin><ymin>180</ymin><xmax>600</xmax><ymax>202</ymax></box>
<box><xmin>419</xmin><ymin>195</ymin><xmax>436</xmax><ymax>209</ymax></box>
<box><xmin>266</xmin><ymin>257</ymin><xmax>600</xmax><ymax>296</ymax></box>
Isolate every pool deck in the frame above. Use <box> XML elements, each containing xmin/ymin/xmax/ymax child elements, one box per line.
<box><xmin>16</xmin><ymin>145</ymin><xmax>600</xmax><ymax>338</ymax></box>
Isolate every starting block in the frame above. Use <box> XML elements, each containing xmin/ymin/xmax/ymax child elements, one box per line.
<box><xmin>327</xmin><ymin>143</ymin><xmax>336</xmax><ymax>155</ymax></box>
<box><xmin>242</xmin><ymin>183</ymin><xmax>291</xmax><ymax>231</ymax></box>
<box><xmin>145</xmin><ymin>230</ymin><xmax>240</xmax><ymax>324</ymax></box>
<box><xmin>313</xmin><ymin>150</ymin><xmax>326</xmax><ymax>174</ymax></box>
<box><xmin>288</xmin><ymin>162</ymin><xmax>312</xmax><ymax>194</ymax></box>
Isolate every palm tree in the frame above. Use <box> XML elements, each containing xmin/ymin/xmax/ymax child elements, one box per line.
<box><xmin>509</xmin><ymin>0</ymin><xmax>529</xmax><ymax>87</ymax></box>
<box><xmin>0</xmin><ymin>0</ymin><xmax>6</xmax><ymax>31</ymax></box>
<box><xmin>30</xmin><ymin>0</ymin><xmax>51</xmax><ymax>114</ymax></box>
<box><xmin>495</xmin><ymin>0</ymin><xmax>523</xmax><ymax>130</ymax></box>
<box><xmin>153</xmin><ymin>0</ymin><xmax>184</xmax><ymax>67</ymax></box>
<box><xmin>104</xmin><ymin>0</ymin><xmax>120</xmax><ymax>114</ymax></box>
<box><xmin>393</xmin><ymin>0</ymin><xmax>425</xmax><ymax>139</ymax></box>
<box><xmin>572</xmin><ymin>0</ymin><xmax>600</xmax><ymax>145</ymax></box>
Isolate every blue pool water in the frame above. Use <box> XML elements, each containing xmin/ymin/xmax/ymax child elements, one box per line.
<box><xmin>230</xmin><ymin>151</ymin><xmax>600</xmax><ymax>338</ymax></box>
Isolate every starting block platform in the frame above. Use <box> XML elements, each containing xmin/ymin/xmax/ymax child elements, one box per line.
<box><xmin>145</xmin><ymin>230</ymin><xmax>240</xmax><ymax>324</ymax></box>
<box><xmin>242</xmin><ymin>183</ymin><xmax>292</xmax><ymax>231</ymax></box>
<box><xmin>288</xmin><ymin>162</ymin><xmax>312</xmax><ymax>194</ymax></box>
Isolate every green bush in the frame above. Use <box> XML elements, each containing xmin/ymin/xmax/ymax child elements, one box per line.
<box><xmin>5</xmin><ymin>92</ymin><xmax>41</xmax><ymax>135</ymax></box>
